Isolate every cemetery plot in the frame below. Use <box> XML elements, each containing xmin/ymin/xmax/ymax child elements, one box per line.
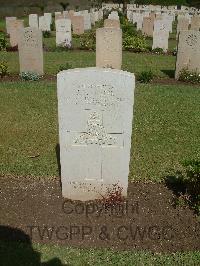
<box><xmin>0</xmin><ymin>2</ymin><xmax>200</xmax><ymax>262</ymax></box>
<box><xmin>0</xmin><ymin>176</ymin><xmax>199</xmax><ymax>252</ymax></box>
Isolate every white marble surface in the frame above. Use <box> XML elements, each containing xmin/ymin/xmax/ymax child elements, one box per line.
<box><xmin>57</xmin><ymin>68</ymin><xmax>135</xmax><ymax>201</ymax></box>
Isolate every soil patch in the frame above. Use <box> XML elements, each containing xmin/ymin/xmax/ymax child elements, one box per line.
<box><xmin>0</xmin><ymin>176</ymin><xmax>199</xmax><ymax>253</ymax></box>
<box><xmin>152</xmin><ymin>78</ymin><xmax>200</xmax><ymax>87</ymax></box>
<box><xmin>1</xmin><ymin>75</ymin><xmax>200</xmax><ymax>87</ymax></box>
<box><xmin>0</xmin><ymin>74</ymin><xmax>56</xmax><ymax>82</ymax></box>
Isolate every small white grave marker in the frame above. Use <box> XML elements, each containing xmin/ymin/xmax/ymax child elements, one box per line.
<box><xmin>56</xmin><ymin>18</ymin><xmax>72</xmax><ymax>47</ymax></box>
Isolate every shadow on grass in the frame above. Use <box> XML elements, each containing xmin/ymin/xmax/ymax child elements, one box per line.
<box><xmin>161</xmin><ymin>69</ymin><xmax>175</xmax><ymax>78</ymax></box>
<box><xmin>164</xmin><ymin>173</ymin><xmax>187</xmax><ymax>197</ymax></box>
<box><xmin>0</xmin><ymin>226</ymin><xmax>66</xmax><ymax>266</ymax></box>
<box><xmin>164</xmin><ymin>160</ymin><xmax>200</xmax><ymax>215</ymax></box>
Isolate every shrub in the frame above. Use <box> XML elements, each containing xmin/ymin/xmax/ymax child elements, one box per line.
<box><xmin>179</xmin><ymin>68</ymin><xmax>200</xmax><ymax>84</ymax></box>
<box><xmin>173</xmin><ymin>48</ymin><xmax>177</xmax><ymax>56</ymax></box>
<box><xmin>0</xmin><ymin>32</ymin><xmax>7</xmax><ymax>51</ymax></box>
<box><xmin>119</xmin><ymin>11</ymin><xmax>128</xmax><ymax>26</ymax></box>
<box><xmin>79</xmin><ymin>31</ymin><xmax>96</xmax><ymax>50</ymax></box>
<box><xmin>94</xmin><ymin>19</ymin><xmax>104</xmax><ymax>29</ymax></box>
<box><xmin>50</xmin><ymin>22</ymin><xmax>55</xmax><ymax>31</ymax></box>
<box><xmin>58</xmin><ymin>62</ymin><xmax>73</xmax><ymax>72</ymax></box>
<box><xmin>0</xmin><ymin>61</ymin><xmax>9</xmax><ymax>78</ymax></box>
<box><xmin>43</xmin><ymin>31</ymin><xmax>51</xmax><ymax>38</ymax></box>
<box><xmin>103</xmin><ymin>10</ymin><xmax>110</xmax><ymax>20</ymax></box>
<box><xmin>137</xmin><ymin>70</ymin><xmax>154</xmax><ymax>83</ymax></box>
<box><xmin>20</xmin><ymin>72</ymin><xmax>41</xmax><ymax>81</ymax></box>
<box><xmin>182</xmin><ymin>160</ymin><xmax>200</xmax><ymax>193</ymax></box>
<box><xmin>135</xmin><ymin>0</ymin><xmax>188</xmax><ymax>5</ymax></box>
<box><xmin>123</xmin><ymin>35</ymin><xmax>148</xmax><ymax>52</ymax></box>
<box><xmin>166</xmin><ymin>159</ymin><xmax>200</xmax><ymax>215</ymax></box>
<box><xmin>73</xmin><ymin>33</ymin><xmax>81</xmax><ymax>39</ymax></box>
<box><xmin>152</xmin><ymin>47</ymin><xmax>164</xmax><ymax>54</ymax></box>
<box><xmin>122</xmin><ymin>23</ymin><xmax>139</xmax><ymax>38</ymax></box>
<box><xmin>121</xmin><ymin>17</ymin><xmax>140</xmax><ymax>38</ymax></box>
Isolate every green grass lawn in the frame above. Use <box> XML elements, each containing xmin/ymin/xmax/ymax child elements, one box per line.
<box><xmin>146</xmin><ymin>37</ymin><xmax>177</xmax><ymax>52</ymax></box>
<box><xmin>0</xmin><ymin>50</ymin><xmax>176</xmax><ymax>78</ymax></box>
<box><xmin>0</xmin><ymin>17</ymin><xmax>200</xmax><ymax>265</ymax></box>
<box><xmin>0</xmin><ymin>81</ymin><xmax>199</xmax><ymax>181</ymax></box>
<box><xmin>0</xmin><ymin>241</ymin><xmax>200</xmax><ymax>266</ymax></box>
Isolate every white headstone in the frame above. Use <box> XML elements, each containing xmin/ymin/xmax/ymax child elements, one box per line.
<box><xmin>108</xmin><ymin>11</ymin><xmax>119</xmax><ymax>20</ymax></box>
<box><xmin>44</xmin><ymin>13</ymin><xmax>52</xmax><ymax>25</ymax></box>
<box><xmin>57</xmin><ymin>67</ymin><xmax>135</xmax><ymax>201</ymax></box>
<box><xmin>18</xmin><ymin>27</ymin><xmax>43</xmax><ymax>75</ymax></box>
<box><xmin>152</xmin><ymin>19</ymin><xmax>169</xmax><ymax>51</ymax></box>
<box><xmin>9</xmin><ymin>20</ymin><xmax>24</xmax><ymax>47</ymax></box>
<box><xmin>94</xmin><ymin>11</ymin><xmax>99</xmax><ymax>22</ymax></box>
<box><xmin>56</xmin><ymin>18</ymin><xmax>72</xmax><ymax>47</ymax></box>
<box><xmin>190</xmin><ymin>16</ymin><xmax>200</xmax><ymax>30</ymax></box>
<box><xmin>176</xmin><ymin>17</ymin><xmax>189</xmax><ymax>39</ymax></box>
<box><xmin>162</xmin><ymin>14</ymin><xmax>173</xmax><ymax>33</ymax></box>
<box><xmin>29</xmin><ymin>14</ymin><xmax>38</xmax><ymax>28</ymax></box>
<box><xmin>83</xmin><ymin>13</ymin><xmax>91</xmax><ymax>30</ymax></box>
<box><xmin>6</xmin><ymin>17</ymin><xmax>16</xmax><ymax>34</ymax></box>
<box><xmin>98</xmin><ymin>9</ymin><xmax>103</xmax><ymax>20</ymax></box>
<box><xmin>143</xmin><ymin>11</ymin><xmax>150</xmax><ymax>17</ymax></box>
<box><xmin>55</xmin><ymin>14</ymin><xmax>64</xmax><ymax>21</ymax></box>
<box><xmin>90</xmin><ymin>12</ymin><xmax>96</xmax><ymax>25</ymax></box>
<box><xmin>63</xmin><ymin>11</ymin><xmax>69</xmax><ymax>18</ymax></box>
<box><xmin>39</xmin><ymin>16</ymin><xmax>51</xmax><ymax>31</ymax></box>
<box><xmin>175</xmin><ymin>30</ymin><xmax>200</xmax><ymax>79</ymax></box>
<box><xmin>55</xmin><ymin>11</ymin><xmax>62</xmax><ymax>16</ymax></box>
<box><xmin>133</xmin><ymin>13</ymin><xmax>143</xmax><ymax>30</ymax></box>
<box><xmin>96</xmin><ymin>28</ymin><xmax>122</xmax><ymax>70</ymax></box>
<box><xmin>74</xmin><ymin>11</ymin><xmax>81</xmax><ymax>16</ymax></box>
<box><xmin>127</xmin><ymin>11</ymin><xmax>133</xmax><ymax>22</ymax></box>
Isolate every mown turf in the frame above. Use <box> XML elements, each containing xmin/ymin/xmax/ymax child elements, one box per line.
<box><xmin>0</xmin><ymin>17</ymin><xmax>200</xmax><ymax>266</ymax></box>
<box><xmin>0</xmin><ymin>15</ymin><xmax>176</xmax><ymax>79</ymax></box>
<box><xmin>0</xmin><ymin>81</ymin><xmax>58</xmax><ymax>177</ymax></box>
<box><xmin>1</xmin><ymin>241</ymin><xmax>200</xmax><ymax>266</ymax></box>
<box><xmin>0</xmin><ymin>50</ymin><xmax>176</xmax><ymax>78</ymax></box>
<box><xmin>130</xmin><ymin>83</ymin><xmax>200</xmax><ymax>181</ymax></box>
<box><xmin>0</xmin><ymin>81</ymin><xmax>200</xmax><ymax>181</ymax></box>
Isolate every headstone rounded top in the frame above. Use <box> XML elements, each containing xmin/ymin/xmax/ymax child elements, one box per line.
<box><xmin>57</xmin><ymin>67</ymin><xmax>135</xmax><ymax>79</ymax></box>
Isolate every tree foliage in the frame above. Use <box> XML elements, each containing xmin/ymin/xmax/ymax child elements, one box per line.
<box><xmin>134</xmin><ymin>0</ymin><xmax>188</xmax><ymax>5</ymax></box>
<box><xmin>187</xmin><ymin>0</ymin><xmax>200</xmax><ymax>8</ymax></box>
<box><xmin>103</xmin><ymin>0</ymin><xmax>199</xmax><ymax>8</ymax></box>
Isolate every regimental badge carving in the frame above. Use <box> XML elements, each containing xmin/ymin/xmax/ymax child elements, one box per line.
<box><xmin>74</xmin><ymin>112</ymin><xmax>116</xmax><ymax>145</ymax></box>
